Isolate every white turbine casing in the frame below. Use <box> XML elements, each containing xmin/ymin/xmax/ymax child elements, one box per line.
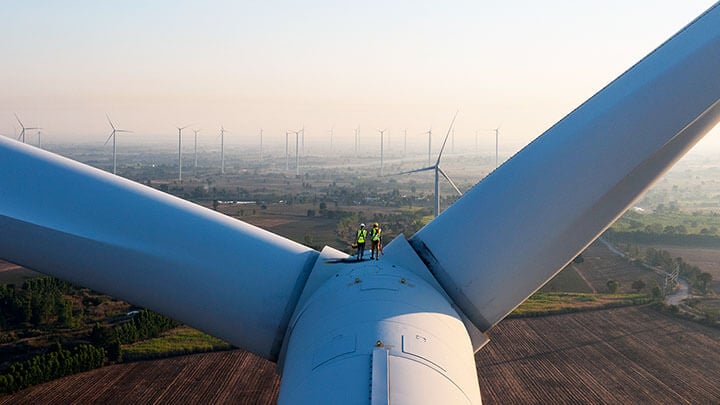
<box><xmin>409</xmin><ymin>3</ymin><xmax>720</xmax><ymax>332</ymax></box>
<box><xmin>0</xmin><ymin>138</ymin><xmax>318</xmax><ymax>360</ymax></box>
<box><xmin>278</xmin><ymin>243</ymin><xmax>482</xmax><ymax>404</ymax></box>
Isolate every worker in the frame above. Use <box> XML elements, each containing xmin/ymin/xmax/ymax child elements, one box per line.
<box><xmin>370</xmin><ymin>222</ymin><xmax>382</xmax><ymax>260</ymax></box>
<box><xmin>356</xmin><ymin>223</ymin><xmax>367</xmax><ymax>261</ymax></box>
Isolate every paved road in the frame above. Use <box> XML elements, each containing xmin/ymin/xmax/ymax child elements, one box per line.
<box><xmin>666</xmin><ymin>277</ymin><xmax>690</xmax><ymax>306</ymax></box>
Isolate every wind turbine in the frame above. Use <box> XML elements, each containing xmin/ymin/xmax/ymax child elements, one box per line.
<box><xmin>329</xmin><ymin>125</ymin><xmax>334</xmax><ymax>151</ymax></box>
<box><xmin>259</xmin><ymin>128</ymin><xmax>263</xmax><ymax>163</ymax></box>
<box><xmin>285</xmin><ymin>130</ymin><xmax>290</xmax><ymax>171</ymax></box>
<box><xmin>177</xmin><ymin>124</ymin><xmax>192</xmax><ymax>181</ymax></box>
<box><xmin>289</xmin><ymin>128</ymin><xmax>302</xmax><ymax>176</ymax></box>
<box><xmin>36</xmin><ymin>129</ymin><xmax>43</xmax><ymax>149</ymax></box>
<box><xmin>494</xmin><ymin>126</ymin><xmax>501</xmax><ymax>168</ymax></box>
<box><xmin>14</xmin><ymin>113</ymin><xmax>41</xmax><ymax>144</ymax></box>
<box><xmin>192</xmin><ymin>129</ymin><xmax>201</xmax><ymax>173</ymax></box>
<box><xmin>301</xmin><ymin>125</ymin><xmax>305</xmax><ymax>155</ymax></box>
<box><xmin>354</xmin><ymin>126</ymin><xmax>359</xmax><ymax>155</ymax></box>
<box><xmin>377</xmin><ymin>128</ymin><xmax>387</xmax><ymax>176</ymax></box>
<box><xmin>404</xmin><ymin>128</ymin><xmax>407</xmax><ymax>157</ymax></box>
<box><xmin>396</xmin><ymin>112</ymin><xmax>461</xmax><ymax>217</ymax></box>
<box><xmin>105</xmin><ymin>115</ymin><xmax>132</xmax><ymax>175</ymax></box>
<box><xmin>1</xmin><ymin>6</ymin><xmax>719</xmax><ymax>404</ymax></box>
<box><xmin>219</xmin><ymin>126</ymin><xmax>228</xmax><ymax>174</ymax></box>
<box><xmin>423</xmin><ymin>128</ymin><xmax>432</xmax><ymax>166</ymax></box>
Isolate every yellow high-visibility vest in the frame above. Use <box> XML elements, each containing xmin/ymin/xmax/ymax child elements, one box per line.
<box><xmin>357</xmin><ymin>229</ymin><xmax>367</xmax><ymax>243</ymax></box>
<box><xmin>372</xmin><ymin>227</ymin><xmax>381</xmax><ymax>241</ymax></box>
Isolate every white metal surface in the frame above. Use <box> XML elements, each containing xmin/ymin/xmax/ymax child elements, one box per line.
<box><xmin>278</xmin><ymin>247</ymin><xmax>481</xmax><ymax>404</ymax></box>
<box><xmin>410</xmin><ymin>2</ymin><xmax>720</xmax><ymax>332</ymax></box>
<box><xmin>0</xmin><ymin>137</ymin><xmax>318</xmax><ymax>360</ymax></box>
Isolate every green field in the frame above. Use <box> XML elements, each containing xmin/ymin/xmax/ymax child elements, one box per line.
<box><xmin>122</xmin><ymin>326</ymin><xmax>233</xmax><ymax>361</ymax></box>
<box><xmin>540</xmin><ymin>266</ymin><xmax>594</xmax><ymax>293</ymax></box>
<box><xmin>510</xmin><ymin>292</ymin><xmax>651</xmax><ymax>318</ymax></box>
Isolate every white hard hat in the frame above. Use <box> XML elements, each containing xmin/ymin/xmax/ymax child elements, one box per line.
<box><xmin>360</xmin><ymin>223</ymin><xmax>365</xmax><ymax>227</ymax></box>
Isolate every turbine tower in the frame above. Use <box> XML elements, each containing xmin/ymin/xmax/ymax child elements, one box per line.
<box><xmin>285</xmin><ymin>130</ymin><xmax>290</xmax><ymax>171</ymax></box>
<box><xmin>2</xmin><ymin>6</ymin><xmax>719</xmax><ymax>404</ymax></box>
<box><xmin>494</xmin><ymin>126</ymin><xmax>500</xmax><ymax>168</ymax></box>
<box><xmin>424</xmin><ymin>128</ymin><xmax>432</xmax><ymax>165</ymax></box>
<box><xmin>396</xmin><ymin>112</ymin><xmax>461</xmax><ymax>217</ymax></box>
<box><xmin>177</xmin><ymin>124</ymin><xmax>192</xmax><ymax>181</ymax></box>
<box><xmin>105</xmin><ymin>115</ymin><xmax>132</xmax><ymax>175</ymax></box>
<box><xmin>377</xmin><ymin>128</ymin><xmax>387</xmax><ymax>176</ymax></box>
<box><xmin>354</xmin><ymin>126</ymin><xmax>359</xmax><ymax>155</ymax></box>
<box><xmin>259</xmin><ymin>128</ymin><xmax>263</xmax><ymax>163</ymax></box>
<box><xmin>289</xmin><ymin>128</ymin><xmax>302</xmax><ymax>176</ymax></box>
<box><xmin>219</xmin><ymin>126</ymin><xmax>228</xmax><ymax>174</ymax></box>
<box><xmin>14</xmin><ymin>114</ymin><xmax>41</xmax><ymax>144</ymax></box>
<box><xmin>404</xmin><ymin>128</ymin><xmax>407</xmax><ymax>157</ymax></box>
<box><xmin>192</xmin><ymin>129</ymin><xmax>201</xmax><ymax>173</ymax></box>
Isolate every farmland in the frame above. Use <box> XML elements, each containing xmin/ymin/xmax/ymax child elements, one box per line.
<box><xmin>3</xmin><ymin>305</ymin><xmax>719</xmax><ymax>404</ymax></box>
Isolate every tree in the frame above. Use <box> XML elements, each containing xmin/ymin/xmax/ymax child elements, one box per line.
<box><xmin>631</xmin><ymin>280</ymin><xmax>646</xmax><ymax>292</ymax></box>
<box><xmin>606</xmin><ymin>280</ymin><xmax>620</xmax><ymax>294</ymax></box>
<box><xmin>698</xmin><ymin>272</ymin><xmax>713</xmax><ymax>293</ymax></box>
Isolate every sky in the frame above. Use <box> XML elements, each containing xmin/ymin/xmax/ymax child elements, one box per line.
<box><xmin>1</xmin><ymin>0</ymin><xmax>719</xmax><ymax>153</ymax></box>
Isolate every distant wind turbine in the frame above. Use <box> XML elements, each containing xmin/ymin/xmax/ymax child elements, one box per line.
<box><xmin>329</xmin><ymin>125</ymin><xmax>334</xmax><ymax>151</ymax></box>
<box><xmin>423</xmin><ymin>128</ymin><xmax>432</xmax><ymax>166</ymax></box>
<box><xmin>36</xmin><ymin>130</ymin><xmax>43</xmax><ymax>149</ymax></box>
<box><xmin>192</xmin><ymin>129</ymin><xmax>201</xmax><ymax>172</ymax></box>
<box><xmin>494</xmin><ymin>126</ymin><xmax>501</xmax><ymax>168</ymax></box>
<box><xmin>377</xmin><ymin>128</ymin><xmax>387</xmax><ymax>176</ymax></box>
<box><xmin>289</xmin><ymin>128</ymin><xmax>302</xmax><ymax>176</ymax></box>
<box><xmin>354</xmin><ymin>126</ymin><xmax>359</xmax><ymax>155</ymax></box>
<box><xmin>404</xmin><ymin>129</ymin><xmax>408</xmax><ymax>157</ymax></box>
<box><xmin>285</xmin><ymin>130</ymin><xmax>290</xmax><ymax>171</ymax></box>
<box><xmin>177</xmin><ymin>124</ymin><xmax>192</xmax><ymax>181</ymax></box>
<box><xmin>105</xmin><ymin>115</ymin><xmax>132</xmax><ymax>175</ymax></box>
<box><xmin>14</xmin><ymin>114</ymin><xmax>41</xmax><ymax>144</ymax></box>
<box><xmin>219</xmin><ymin>126</ymin><xmax>228</xmax><ymax>174</ymax></box>
<box><xmin>259</xmin><ymin>128</ymin><xmax>263</xmax><ymax>163</ymax></box>
<box><xmin>396</xmin><ymin>112</ymin><xmax>461</xmax><ymax>217</ymax></box>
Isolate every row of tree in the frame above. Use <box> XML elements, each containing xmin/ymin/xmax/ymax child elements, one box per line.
<box><xmin>0</xmin><ymin>343</ymin><xmax>105</xmax><ymax>394</ymax></box>
<box><xmin>604</xmin><ymin>228</ymin><xmax>720</xmax><ymax>248</ymax></box>
<box><xmin>644</xmin><ymin>248</ymin><xmax>713</xmax><ymax>292</ymax></box>
<box><xmin>0</xmin><ymin>277</ymin><xmax>80</xmax><ymax>329</ymax></box>
<box><xmin>91</xmin><ymin>309</ymin><xmax>180</xmax><ymax>361</ymax></box>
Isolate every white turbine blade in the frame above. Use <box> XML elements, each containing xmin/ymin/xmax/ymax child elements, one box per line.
<box><xmin>14</xmin><ymin>113</ymin><xmax>24</xmax><ymax>129</ymax></box>
<box><xmin>393</xmin><ymin>165</ymin><xmax>436</xmax><ymax>176</ymax></box>
<box><xmin>116</xmin><ymin>129</ymin><xmax>132</xmax><ymax>133</ymax></box>
<box><xmin>103</xmin><ymin>131</ymin><xmax>114</xmax><ymax>145</ymax></box>
<box><xmin>106</xmin><ymin>114</ymin><xmax>117</xmax><ymax>131</ymax></box>
<box><xmin>403</xmin><ymin>4</ymin><xmax>720</xmax><ymax>333</ymax></box>
<box><xmin>436</xmin><ymin>111</ymin><xmax>459</xmax><ymax>165</ymax></box>
<box><xmin>437</xmin><ymin>167</ymin><xmax>462</xmax><ymax>195</ymax></box>
<box><xmin>0</xmin><ymin>137</ymin><xmax>319</xmax><ymax>360</ymax></box>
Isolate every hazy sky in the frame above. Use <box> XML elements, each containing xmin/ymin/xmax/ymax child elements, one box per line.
<box><xmin>2</xmin><ymin>1</ymin><xmax>719</xmax><ymax>152</ymax></box>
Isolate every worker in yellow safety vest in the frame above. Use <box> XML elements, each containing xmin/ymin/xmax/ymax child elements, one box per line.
<box><xmin>356</xmin><ymin>223</ymin><xmax>367</xmax><ymax>261</ymax></box>
<box><xmin>370</xmin><ymin>222</ymin><xmax>382</xmax><ymax>260</ymax></box>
